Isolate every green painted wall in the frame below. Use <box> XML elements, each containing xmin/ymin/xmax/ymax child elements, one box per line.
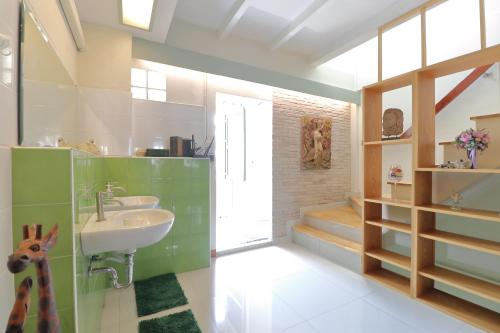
<box><xmin>11</xmin><ymin>148</ymin><xmax>211</xmax><ymax>333</ymax></box>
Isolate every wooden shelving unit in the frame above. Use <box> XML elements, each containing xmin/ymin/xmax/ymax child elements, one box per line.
<box><xmin>362</xmin><ymin>42</ymin><xmax>500</xmax><ymax>332</ymax></box>
<box><xmin>365</xmin><ymin>249</ymin><xmax>411</xmax><ymax>270</ymax></box>
<box><xmin>364</xmin><ymin>197</ymin><xmax>413</xmax><ymax>208</ymax></box>
<box><xmin>363</xmin><ymin>138</ymin><xmax>413</xmax><ymax>146</ymax></box>
<box><xmin>419</xmin><ymin>230</ymin><xmax>500</xmax><ymax>256</ymax></box>
<box><xmin>366</xmin><ymin>219</ymin><xmax>412</xmax><ymax>234</ymax></box>
<box><xmin>419</xmin><ymin>266</ymin><xmax>500</xmax><ymax>303</ymax></box>
<box><xmin>416</xmin><ymin>167</ymin><xmax>500</xmax><ymax>174</ymax></box>
<box><xmin>417</xmin><ymin>204</ymin><xmax>500</xmax><ymax>223</ymax></box>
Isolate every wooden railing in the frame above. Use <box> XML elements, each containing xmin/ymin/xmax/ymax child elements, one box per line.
<box><xmin>400</xmin><ymin>64</ymin><xmax>494</xmax><ymax>139</ymax></box>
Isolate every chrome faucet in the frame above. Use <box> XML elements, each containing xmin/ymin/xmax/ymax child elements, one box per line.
<box><xmin>96</xmin><ymin>191</ymin><xmax>106</xmax><ymax>222</ymax></box>
<box><xmin>104</xmin><ymin>181</ymin><xmax>126</xmax><ymax>199</ymax></box>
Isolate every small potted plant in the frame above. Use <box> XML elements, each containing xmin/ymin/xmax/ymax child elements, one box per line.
<box><xmin>454</xmin><ymin>128</ymin><xmax>490</xmax><ymax>169</ymax></box>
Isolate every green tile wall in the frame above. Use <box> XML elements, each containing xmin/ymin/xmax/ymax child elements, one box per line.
<box><xmin>11</xmin><ymin>148</ymin><xmax>75</xmax><ymax>333</ymax></box>
<box><xmin>102</xmin><ymin>157</ymin><xmax>211</xmax><ymax>280</ymax></box>
<box><xmin>12</xmin><ymin>149</ymin><xmax>211</xmax><ymax>333</ymax></box>
<box><xmin>73</xmin><ymin>151</ymin><xmax>107</xmax><ymax>333</ymax></box>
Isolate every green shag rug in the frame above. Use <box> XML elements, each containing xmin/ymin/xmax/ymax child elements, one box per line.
<box><xmin>134</xmin><ymin>273</ymin><xmax>188</xmax><ymax>317</ymax></box>
<box><xmin>139</xmin><ymin>310</ymin><xmax>201</xmax><ymax>333</ymax></box>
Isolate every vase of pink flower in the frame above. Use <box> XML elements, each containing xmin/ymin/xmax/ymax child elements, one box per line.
<box><xmin>455</xmin><ymin>128</ymin><xmax>491</xmax><ymax>169</ymax></box>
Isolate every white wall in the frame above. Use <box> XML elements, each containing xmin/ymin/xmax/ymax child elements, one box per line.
<box><xmin>29</xmin><ymin>0</ymin><xmax>78</xmax><ymax>82</ymax></box>
<box><xmin>0</xmin><ymin>0</ymin><xmax>18</xmax><ymax>328</ymax></box>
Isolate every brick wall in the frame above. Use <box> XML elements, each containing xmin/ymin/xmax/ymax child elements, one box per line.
<box><xmin>272</xmin><ymin>88</ymin><xmax>352</xmax><ymax>238</ymax></box>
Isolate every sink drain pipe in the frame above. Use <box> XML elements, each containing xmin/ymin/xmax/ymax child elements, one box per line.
<box><xmin>88</xmin><ymin>252</ymin><xmax>135</xmax><ymax>289</ymax></box>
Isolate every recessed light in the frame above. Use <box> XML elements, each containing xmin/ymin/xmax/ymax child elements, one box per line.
<box><xmin>121</xmin><ymin>0</ymin><xmax>156</xmax><ymax>31</ymax></box>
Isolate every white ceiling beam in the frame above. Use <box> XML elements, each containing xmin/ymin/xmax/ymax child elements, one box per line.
<box><xmin>218</xmin><ymin>0</ymin><xmax>250</xmax><ymax>40</ymax></box>
<box><xmin>269</xmin><ymin>0</ymin><xmax>331</xmax><ymax>50</ymax></box>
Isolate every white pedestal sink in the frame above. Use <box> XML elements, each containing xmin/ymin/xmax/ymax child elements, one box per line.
<box><xmin>81</xmin><ymin>208</ymin><xmax>174</xmax><ymax>256</ymax></box>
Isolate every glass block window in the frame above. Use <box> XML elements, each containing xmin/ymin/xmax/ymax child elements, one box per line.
<box><xmin>131</xmin><ymin>68</ymin><xmax>166</xmax><ymax>102</ymax></box>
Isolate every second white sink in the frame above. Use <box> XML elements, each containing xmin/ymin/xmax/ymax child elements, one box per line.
<box><xmin>104</xmin><ymin>196</ymin><xmax>159</xmax><ymax>211</ymax></box>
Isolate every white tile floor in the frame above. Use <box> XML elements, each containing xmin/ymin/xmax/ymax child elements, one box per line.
<box><xmin>101</xmin><ymin>243</ymin><xmax>485</xmax><ymax>333</ymax></box>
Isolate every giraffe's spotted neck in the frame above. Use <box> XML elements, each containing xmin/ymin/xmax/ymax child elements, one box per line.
<box><xmin>35</xmin><ymin>259</ymin><xmax>60</xmax><ymax>333</ymax></box>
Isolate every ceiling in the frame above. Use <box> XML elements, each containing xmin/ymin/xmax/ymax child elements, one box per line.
<box><xmin>75</xmin><ymin>0</ymin><xmax>429</xmax><ymax>66</ymax></box>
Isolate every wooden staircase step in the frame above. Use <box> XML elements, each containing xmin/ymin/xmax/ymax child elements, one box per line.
<box><xmin>293</xmin><ymin>224</ymin><xmax>361</xmax><ymax>254</ymax></box>
<box><xmin>304</xmin><ymin>206</ymin><xmax>361</xmax><ymax>229</ymax></box>
<box><xmin>470</xmin><ymin>113</ymin><xmax>500</xmax><ymax>120</ymax></box>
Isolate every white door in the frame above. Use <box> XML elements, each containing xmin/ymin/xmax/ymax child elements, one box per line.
<box><xmin>215</xmin><ymin>93</ymin><xmax>272</xmax><ymax>252</ymax></box>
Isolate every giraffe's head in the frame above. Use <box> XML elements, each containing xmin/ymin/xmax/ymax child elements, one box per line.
<box><xmin>7</xmin><ymin>224</ymin><xmax>59</xmax><ymax>274</ymax></box>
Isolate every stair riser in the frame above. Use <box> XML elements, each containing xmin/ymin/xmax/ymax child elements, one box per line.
<box><xmin>351</xmin><ymin>202</ymin><xmax>362</xmax><ymax>216</ymax></box>
<box><xmin>293</xmin><ymin>230</ymin><xmax>361</xmax><ymax>273</ymax></box>
<box><xmin>304</xmin><ymin>216</ymin><xmax>362</xmax><ymax>242</ymax></box>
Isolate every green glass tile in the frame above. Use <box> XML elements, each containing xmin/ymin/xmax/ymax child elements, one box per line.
<box><xmin>13</xmin><ymin>148</ymin><xmax>72</xmax><ymax>205</ymax></box>
<box><xmin>189</xmin><ymin>159</ymin><xmax>210</xmax><ymax>178</ymax></box>
<box><xmin>151</xmin><ymin>180</ymin><xmax>174</xmax><ymax>210</ymax></box>
<box><xmin>14</xmin><ymin>256</ymin><xmax>75</xmax><ymax>316</ymax></box>
<box><xmin>191</xmin><ymin>213</ymin><xmax>209</xmax><ymax>235</ymax></box>
<box><xmin>172</xmin><ymin>179</ymin><xmax>191</xmax><ymax>199</ymax></box>
<box><xmin>169</xmin><ymin>159</ymin><xmax>189</xmax><ymax>179</ymax></box>
<box><xmin>128</xmin><ymin>158</ymin><xmax>152</xmax><ymax>181</ymax></box>
<box><xmin>151</xmin><ymin>158</ymin><xmax>174</xmax><ymax>180</ymax></box>
<box><xmin>12</xmin><ymin>203</ymin><xmax>73</xmax><ymax>257</ymax></box>
<box><xmin>133</xmin><ymin>256</ymin><xmax>175</xmax><ymax>281</ymax></box>
<box><xmin>171</xmin><ymin>214</ymin><xmax>191</xmax><ymax>237</ymax></box>
<box><xmin>173</xmin><ymin>251</ymin><xmax>210</xmax><ymax>273</ymax></box>
<box><xmin>26</xmin><ymin>307</ymin><xmax>76</xmax><ymax>333</ymax></box>
<box><xmin>103</xmin><ymin>157</ymin><xmax>128</xmax><ymax>182</ymax></box>
<box><xmin>127</xmin><ymin>180</ymin><xmax>152</xmax><ymax>196</ymax></box>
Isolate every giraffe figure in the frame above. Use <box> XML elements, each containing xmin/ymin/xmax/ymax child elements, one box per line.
<box><xmin>7</xmin><ymin>224</ymin><xmax>60</xmax><ymax>333</ymax></box>
<box><xmin>5</xmin><ymin>276</ymin><xmax>33</xmax><ymax>333</ymax></box>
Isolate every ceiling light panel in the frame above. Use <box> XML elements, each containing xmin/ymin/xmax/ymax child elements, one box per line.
<box><xmin>121</xmin><ymin>0</ymin><xmax>156</xmax><ymax>30</ymax></box>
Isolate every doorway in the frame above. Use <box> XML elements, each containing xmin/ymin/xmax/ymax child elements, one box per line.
<box><xmin>215</xmin><ymin>93</ymin><xmax>272</xmax><ymax>253</ymax></box>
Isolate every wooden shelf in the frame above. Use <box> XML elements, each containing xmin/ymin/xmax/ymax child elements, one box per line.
<box><xmin>419</xmin><ymin>289</ymin><xmax>500</xmax><ymax>332</ymax></box>
<box><xmin>365</xmin><ymin>248</ymin><xmax>411</xmax><ymax>271</ymax></box>
<box><xmin>365</xmin><ymin>197</ymin><xmax>413</xmax><ymax>208</ymax></box>
<box><xmin>420</xmin><ymin>230</ymin><xmax>500</xmax><ymax>256</ymax></box>
<box><xmin>364</xmin><ymin>138</ymin><xmax>412</xmax><ymax>146</ymax></box>
<box><xmin>364</xmin><ymin>268</ymin><xmax>410</xmax><ymax>296</ymax></box>
<box><xmin>304</xmin><ymin>206</ymin><xmax>362</xmax><ymax>229</ymax></box>
<box><xmin>417</xmin><ymin>204</ymin><xmax>500</xmax><ymax>223</ymax></box>
<box><xmin>363</xmin><ymin>71</ymin><xmax>414</xmax><ymax>92</ymax></box>
<box><xmin>416</xmin><ymin>167</ymin><xmax>500</xmax><ymax>174</ymax></box>
<box><xmin>293</xmin><ymin>224</ymin><xmax>361</xmax><ymax>254</ymax></box>
<box><xmin>366</xmin><ymin>219</ymin><xmax>411</xmax><ymax>234</ymax></box>
<box><xmin>419</xmin><ymin>266</ymin><xmax>500</xmax><ymax>303</ymax></box>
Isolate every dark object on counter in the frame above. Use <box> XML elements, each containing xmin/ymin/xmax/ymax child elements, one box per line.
<box><xmin>182</xmin><ymin>139</ymin><xmax>193</xmax><ymax>157</ymax></box>
<box><xmin>170</xmin><ymin>136</ymin><xmax>184</xmax><ymax>157</ymax></box>
<box><xmin>145</xmin><ymin>149</ymin><xmax>170</xmax><ymax>157</ymax></box>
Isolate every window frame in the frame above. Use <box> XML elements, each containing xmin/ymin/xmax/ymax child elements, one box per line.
<box><xmin>131</xmin><ymin>67</ymin><xmax>167</xmax><ymax>102</ymax></box>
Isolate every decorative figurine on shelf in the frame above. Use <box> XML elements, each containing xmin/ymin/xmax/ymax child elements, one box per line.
<box><xmin>455</xmin><ymin>128</ymin><xmax>491</xmax><ymax>169</ymax></box>
<box><xmin>450</xmin><ymin>191</ymin><xmax>463</xmax><ymax>211</ymax></box>
<box><xmin>382</xmin><ymin>108</ymin><xmax>404</xmax><ymax>140</ymax></box>
<box><xmin>438</xmin><ymin>159</ymin><xmax>472</xmax><ymax>169</ymax></box>
<box><xmin>6</xmin><ymin>224</ymin><xmax>60</xmax><ymax>333</ymax></box>
<box><xmin>388</xmin><ymin>164</ymin><xmax>404</xmax><ymax>200</ymax></box>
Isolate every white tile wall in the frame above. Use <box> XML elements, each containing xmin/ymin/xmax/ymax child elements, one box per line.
<box><xmin>0</xmin><ymin>0</ymin><xmax>18</xmax><ymax>328</ymax></box>
<box><xmin>78</xmin><ymin>87</ymin><xmax>133</xmax><ymax>155</ymax></box>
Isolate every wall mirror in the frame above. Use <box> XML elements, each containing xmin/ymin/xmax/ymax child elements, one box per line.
<box><xmin>18</xmin><ymin>0</ymin><xmax>79</xmax><ymax>147</ymax></box>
